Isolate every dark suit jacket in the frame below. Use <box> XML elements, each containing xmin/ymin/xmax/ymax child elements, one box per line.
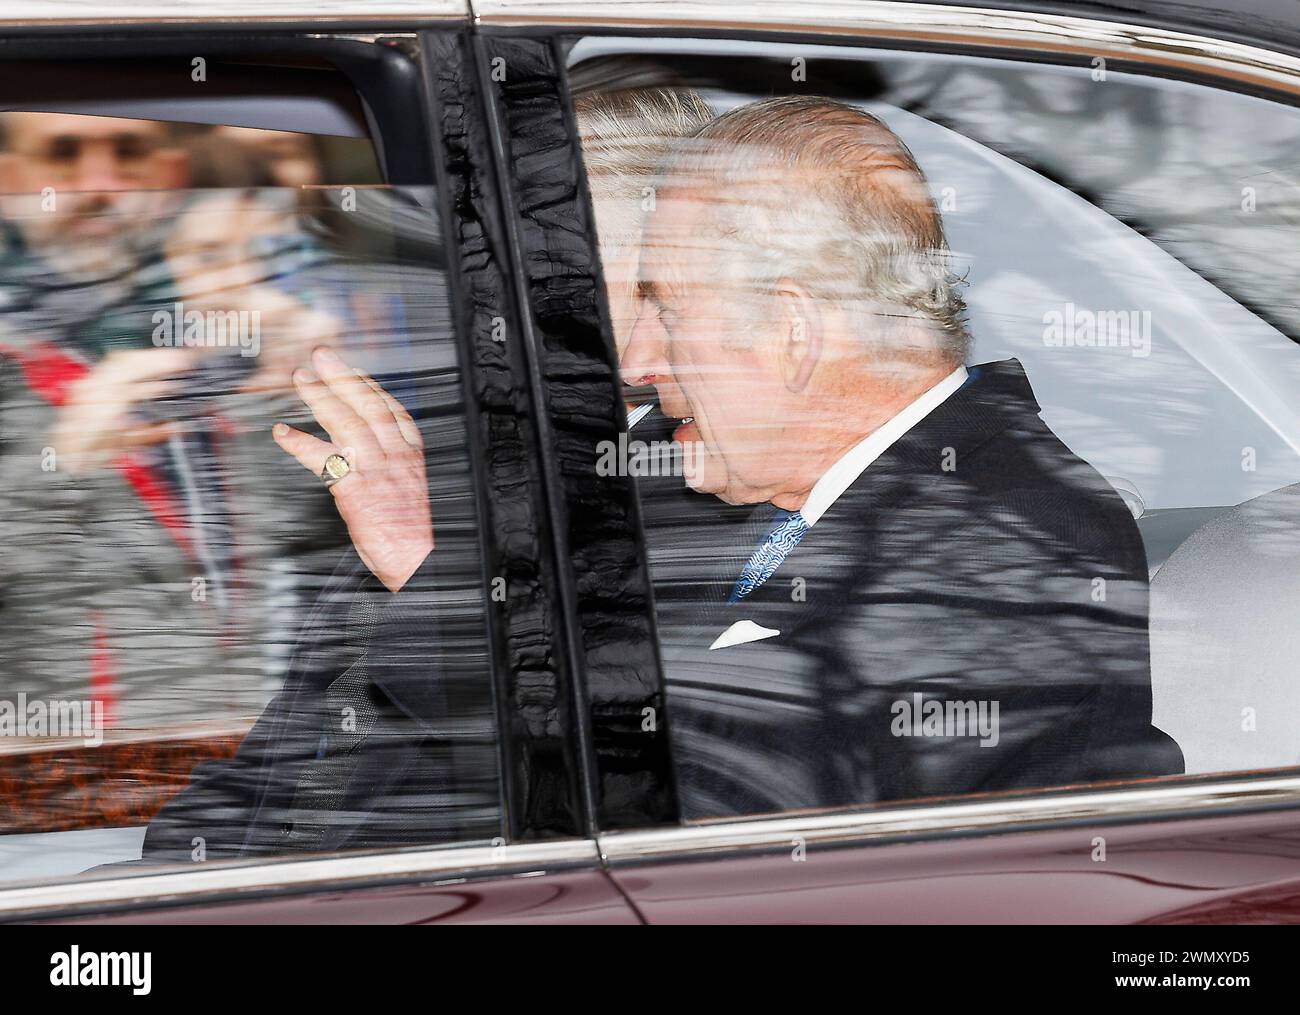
<box><xmin>654</xmin><ymin>359</ymin><xmax>1184</xmax><ymax>819</ymax></box>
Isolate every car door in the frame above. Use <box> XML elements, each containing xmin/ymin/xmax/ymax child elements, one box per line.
<box><xmin>0</xmin><ymin>4</ymin><xmax>639</xmax><ymax>925</ymax></box>
<box><xmin>470</xmin><ymin>0</ymin><xmax>1300</xmax><ymax>922</ymax></box>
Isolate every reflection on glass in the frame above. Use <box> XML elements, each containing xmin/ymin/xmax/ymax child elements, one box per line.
<box><xmin>0</xmin><ymin>112</ymin><xmax>499</xmax><ymax>882</ymax></box>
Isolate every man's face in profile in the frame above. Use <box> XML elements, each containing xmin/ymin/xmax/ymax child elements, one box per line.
<box><xmin>0</xmin><ymin>112</ymin><xmax>188</xmax><ymax>275</ymax></box>
<box><xmin>629</xmin><ymin>184</ymin><xmax>799</xmax><ymax>506</ymax></box>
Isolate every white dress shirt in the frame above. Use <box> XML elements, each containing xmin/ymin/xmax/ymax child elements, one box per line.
<box><xmin>798</xmin><ymin>365</ymin><xmax>969</xmax><ymax>527</ymax></box>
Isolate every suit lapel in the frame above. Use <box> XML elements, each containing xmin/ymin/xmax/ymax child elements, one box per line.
<box><xmin>732</xmin><ymin>359</ymin><xmax>1035</xmax><ymax>617</ymax></box>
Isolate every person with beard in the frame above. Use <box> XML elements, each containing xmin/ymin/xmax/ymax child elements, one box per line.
<box><xmin>0</xmin><ymin>112</ymin><xmax>342</xmax><ymax>732</ymax></box>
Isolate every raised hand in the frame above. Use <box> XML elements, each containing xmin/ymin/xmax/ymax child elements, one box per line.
<box><xmin>272</xmin><ymin>347</ymin><xmax>432</xmax><ymax>593</ymax></box>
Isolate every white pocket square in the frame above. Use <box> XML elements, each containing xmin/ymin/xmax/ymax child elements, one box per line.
<box><xmin>709</xmin><ymin>619</ymin><xmax>781</xmax><ymax>651</ymax></box>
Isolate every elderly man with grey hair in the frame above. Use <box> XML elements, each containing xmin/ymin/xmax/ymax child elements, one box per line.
<box><xmin>623</xmin><ymin>96</ymin><xmax>1183</xmax><ymax>817</ymax></box>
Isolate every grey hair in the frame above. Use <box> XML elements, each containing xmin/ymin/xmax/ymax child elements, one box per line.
<box><xmin>574</xmin><ymin>87</ymin><xmax>714</xmax><ymax>258</ymax></box>
<box><xmin>664</xmin><ymin>96</ymin><xmax>970</xmax><ymax>366</ymax></box>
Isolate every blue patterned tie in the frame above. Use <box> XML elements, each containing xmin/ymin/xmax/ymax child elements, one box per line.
<box><xmin>729</xmin><ymin>508</ymin><xmax>810</xmax><ymax>602</ymax></box>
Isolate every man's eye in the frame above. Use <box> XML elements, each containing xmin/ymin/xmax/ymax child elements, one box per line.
<box><xmin>45</xmin><ymin>138</ymin><xmax>80</xmax><ymax>163</ymax></box>
<box><xmin>115</xmin><ymin>137</ymin><xmax>152</xmax><ymax>161</ymax></box>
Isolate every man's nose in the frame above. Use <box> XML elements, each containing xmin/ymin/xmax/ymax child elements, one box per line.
<box><xmin>72</xmin><ymin>144</ymin><xmax>136</xmax><ymax>193</ymax></box>
<box><xmin>620</xmin><ymin>310</ymin><xmax>669</xmax><ymax>387</ymax></box>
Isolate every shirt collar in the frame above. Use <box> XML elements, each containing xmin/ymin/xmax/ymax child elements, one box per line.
<box><xmin>799</xmin><ymin>365</ymin><xmax>969</xmax><ymax>527</ymax></box>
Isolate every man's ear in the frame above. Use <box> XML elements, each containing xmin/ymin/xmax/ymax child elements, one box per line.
<box><xmin>776</xmin><ymin>278</ymin><xmax>823</xmax><ymax>393</ymax></box>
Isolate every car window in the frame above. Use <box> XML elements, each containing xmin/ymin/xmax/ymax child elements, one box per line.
<box><xmin>0</xmin><ymin>65</ymin><xmax>503</xmax><ymax>886</ymax></box>
<box><xmin>566</xmin><ymin>35</ymin><xmax>1300</xmax><ymax>822</ymax></box>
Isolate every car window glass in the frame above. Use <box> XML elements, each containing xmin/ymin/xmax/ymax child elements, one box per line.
<box><xmin>568</xmin><ymin>36</ymin><xmax>1300</xmax><ymax>821</ymax></box>
<box><xmin>0</xmin><ymin>105</ymin><xmax>502</xmax><ymax>886</ymax></box>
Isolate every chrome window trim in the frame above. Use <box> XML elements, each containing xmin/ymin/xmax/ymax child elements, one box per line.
<box><xmin>6</xmin><ymin>778</ymin><xmax>1296</xmax><ymax>918</ymax></box>
<box><xmin>596</xmin><ymin>774</ymin><xmax>1300</xmax><ymax>864</ymax></box>
<box><xmin>475</xmin><ymin>0</ymin><xmax>1300</xmax><ymax>97</ymax></box>
<box><xmin>0</xmin><ymin>1</ymin><xmax>468</xmax><ymax>28</ymax></box>
<box><xmin>0</xmin><ymin>838</ymin><xmax>597</xmax><ymax>920</ymax></box>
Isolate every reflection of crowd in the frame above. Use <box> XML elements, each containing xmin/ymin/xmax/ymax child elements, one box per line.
<box><xmin>0</xmin><ymin>113</ymin><xmax>373</xmax><ymax>732</ymax></box>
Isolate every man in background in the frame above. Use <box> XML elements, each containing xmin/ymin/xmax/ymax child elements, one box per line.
<box><xmin>0</xmin><ymin>111</ymin><xmax>341</xmax><ymax>731</ymax></box>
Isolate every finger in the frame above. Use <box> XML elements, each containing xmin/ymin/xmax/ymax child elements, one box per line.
<box><xmin>311</xmin><ymin>347</ymin><xmax>405</xmax><ymax>451</ymax></box>
<box><xmin>272</xmin><ymin>421</ymin><xmax>340</xmax><ymax>479</ymax></box>
<box><xmin>355</xmin><ymin>370</ymin><xmax>422</xmax><ymax>449</ymax></box>
<box><xmin>292</xmin><ymin>368</ymin><xmax>382</xmax><ymax>462</ymax></box>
